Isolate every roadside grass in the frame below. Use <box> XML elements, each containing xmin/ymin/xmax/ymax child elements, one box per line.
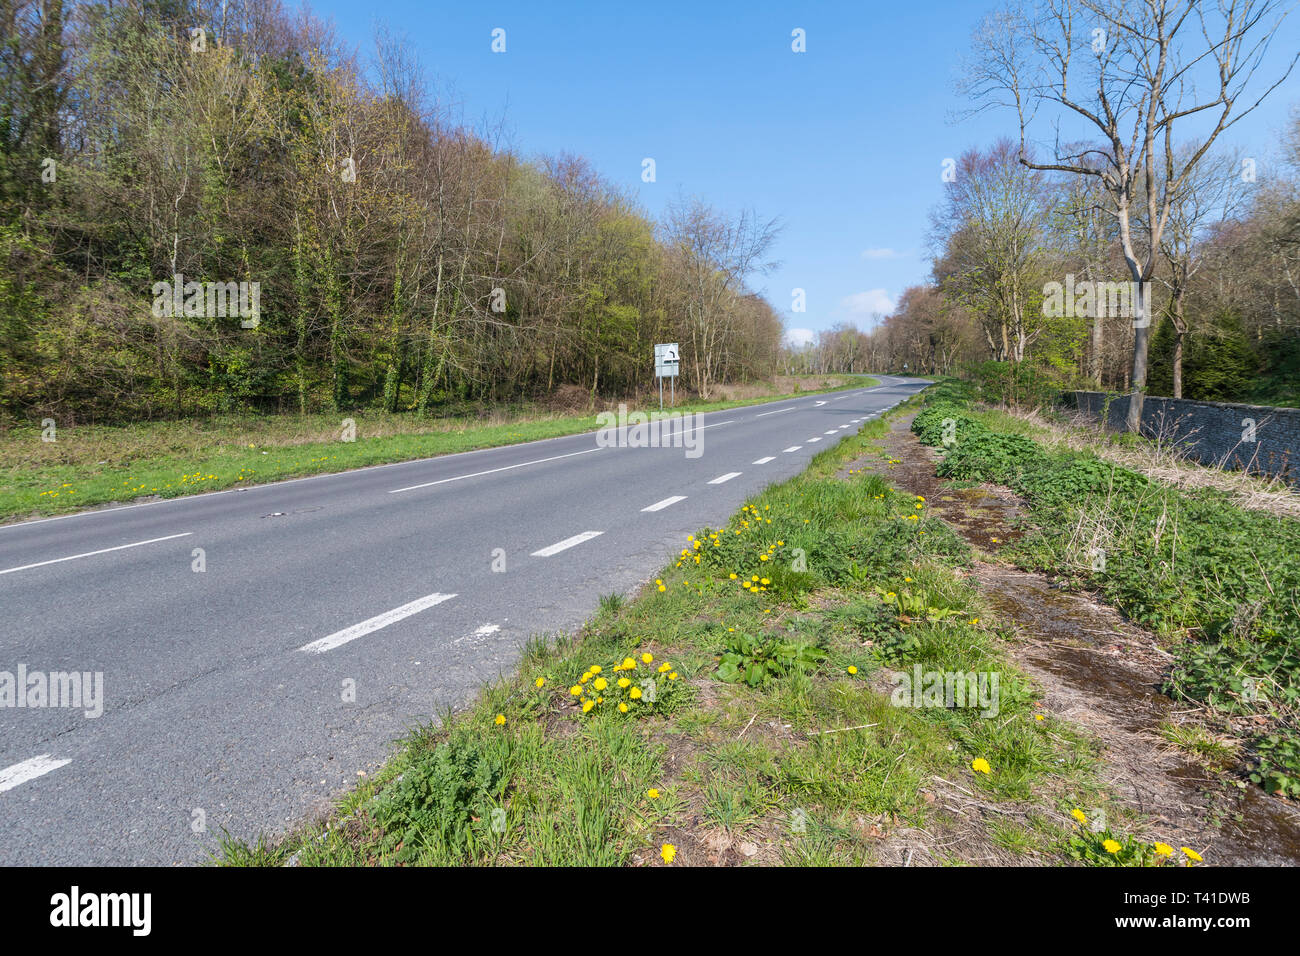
<box><xmin>911</xmin><ymin>382</ymin><xmax>1300</xmax><ymax>800</ymax></box>
<box><xmin>217</xmin><ymin>395</ymin><xmax>1177</xmax><ymax>868</ymax></box>
<box><xmin>0</xmin><ymin>375</ymin><xmax>876</xmax><ymax>525</ymax></box>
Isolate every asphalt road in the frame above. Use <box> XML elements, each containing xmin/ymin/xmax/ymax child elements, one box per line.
<box><xmin>0</xmin><ymin>375</ymin><xmax>930</xmax><ymax>864</ymax></box>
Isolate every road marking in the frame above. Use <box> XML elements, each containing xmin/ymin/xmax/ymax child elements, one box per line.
<box><xmin>447</xmin><ymin>623</ymin><xmax>503</xmax><ymax>648</ymax></box>
<box><xmin>388</xmin><ymin>418</ymin><xmax>738</xmax><ymax>494</ymax></box>
<box><xmin>752</xmin><ymin>457</ymin><xmax>775</xmax><ymax>465</ymax></box>
<box><xmin>532</xmin><ymin>531</ymin><xmax>603</xmax><ymax>557</ymax></box>
<box><xmin>390</xmin><ymin>447</ymin><xmax>603</xmax><ymax>493</ymax></box>
<box><xmin>824</xmin><ymin>430</ymin><xmax>838</xmax><ymax>435</ymax></box>
<box><xmin>707</xmin><ymin>472</ymin><xmax>741</xmax><ymax>484</ymax></box>
<box><xmin>299</xmin><ymin>592</ymin><xmax>457</xmax><ymax>653</ymax></box>
<box><xmin>755</xmin><ymin>406</ymin><xmax>795</xmax><ymax>417</ymax></box>
<box><xmin>0</xmin><ymin>532</ymin><xmax>193</xmax><ymax>577</ymax></box>
<box><xmin>814</xmin><ymin>401</ymin><xmax>827</xmax><ymax>406</ymax></box>
<box><xmin>0</xmin><ymin>755</ymin><xmax>70</xmax><ymax>793</ymax></box>
<box><xmin>807</xmin><ymin>437</ymin><xmax>821</xmax><ymax>442</ymax></box>
<box><xmin>782</xmin><ymin>446</ymin><xmax>801</xmax><ymax>453</ymax></box>
<box><xmin>642</xmin><ymin>495</ymin><xmax>687</xmax><ymax>512</ymax></box>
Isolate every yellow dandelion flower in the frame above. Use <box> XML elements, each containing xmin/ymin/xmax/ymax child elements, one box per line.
<box><xmin>971</xmin><ymin>758</ymin><xmax>991</xmax><ymax>775</ymax></box>
<box><xmin>1103</xmin><ymin>839</ymin><xmax>1121</xmax><ymax>855</ymax></box>
<box><xmin>1181</xmin><ymin>847</ymin><xmax>1203</xmax><ymax>862</ymax></box>
<box><xmin>494</xmin><ymin>714</ymin><xmax>506</xmax><ymax>726</ymax></box>
<box><xmin>660</xmin><ymin>843</ymin><xmax>677</xmax><ymax>864</ymax></box>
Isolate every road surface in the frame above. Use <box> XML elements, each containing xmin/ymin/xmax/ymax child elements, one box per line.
<box><xmin>0</xmin><ymin>375</ymin><xmax>929</xmax><ymax>864</ymax></box>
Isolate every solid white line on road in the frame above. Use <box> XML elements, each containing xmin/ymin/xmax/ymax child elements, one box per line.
<box><xmin>807</xmin><ymin>437</ymin><xmax>821</xmax><ymax>442</ymax></box>
<box><xmin>0</xmin><ymin>755</ymin><xmax>70</xmax><ymax>793</ymax></box>
<box><xmin>708</xmin><ymin>472</ymin><xmax>742</xmax><ymax>484</ymax></box>
<box><xmin>0</xmin><ymin>532</ymin><xmax>193</xmax><ymax>578</ymax></box>
<box><xmin>752</xmin><ymin>457</ymin><xmax>775</xmax><ymax>465</ymax></box>
<box><xmin>755</xmin><ymin>406</ymin><xmax>795</xmax><ymax>417</ymax></box>
<box><xmin>390</xmin><ymin>447</ymin><xmax>603</xmax><ymax>493</ymax></box>
<box><xmin>299</xmin><ymin>592</ymin><xmax>457</xmax><ymax>653</ymax></box>
<box><xmin>782</xmin><ymin>446</ymin><xmax>801</xmax><ymax>453</ymax></box>
<box><xmin>642</xmin><ymin>495</ymin><xmax>687</xmax><ymax>512</ymax></box>
<box><xmin>532</xmin><ymin>531</ymin><xmax>604</xmax><ymax>557</ymax></box>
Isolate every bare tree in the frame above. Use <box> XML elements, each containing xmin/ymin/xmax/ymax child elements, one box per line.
<box><xmin>931</xmin><ymin>140</ymin><xmax>1051</xmax><ymax>362</ymax></box>
<box><xmin>662</xmin><ymin>198</ymin><xmax>780</xmax><ymax>398</ymax></box>
<box><xmin>1146</xmin><ymin>147</ymin><xmax>1250</xmax><ymax>396</ymax></box>
<box><xmin>964</xmin><ymin>0</ymin><xmax>1298</xmax><ymax>429</ymax></box>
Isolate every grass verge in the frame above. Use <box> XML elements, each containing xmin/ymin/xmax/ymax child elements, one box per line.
<box><xmin>911</xmin><ymin>380</ymin><xmax>1300</xmax><ymax>799</ymax></box>
<box><xmin>218</xmin><ymin>394</ymin><xmax>1192</xmax><ymax>867</ymax></box>
<box><xmin>0</xmin><ymin>375</ymin><xmax>877</xmax><ymax>525</ymax></box>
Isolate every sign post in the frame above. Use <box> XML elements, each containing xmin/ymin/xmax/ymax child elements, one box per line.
<box><xmin>654</xmin><ymin>343</ymin><xmax>680</xmax><ymax>410</ymax></box>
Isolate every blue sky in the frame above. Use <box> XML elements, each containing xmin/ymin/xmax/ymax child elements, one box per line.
<box><xmin>308</xmin><ymin>0</ymin><xmax>1300</xmax><ymax>345</ymax></box>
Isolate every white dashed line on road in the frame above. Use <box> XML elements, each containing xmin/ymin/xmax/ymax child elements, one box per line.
<box><xmin>755</xmin><ymin>406</ymin><xmax>795</xmax><ymax>417</ymax></box>
<box><xmin>642</xmin><ymin>496</ymin><xmax>687</xmax><ymax>512</ymax></box>
<box><xmin>782</xmin><ymin>446</ymin><xmax>801</xmax><ymax>453</ymax></box>
<box><xmin>532</xmin><ymin>531</ymin><xmax>604</xmax><ymax>557</ymax></box>
<box><xmin>0</xmin><ymin>532</ymin><xmax>193</xmax><ymax>577</ymax></box>
<box><xmin>752</xmin><ymin>457</ymin><xmax>775</xmax><ymax>465</ymax></box>
<box><xmin>708</xmin><ymin>472</ymin><xmax>742</xmax><ymax>484</ymax></box>
<box><xmin>299</xmin><ymin>592</ymin><xmax>458</xmax><ymax>653</ymax></box>
<box><xmin>389</xmin><ymin>448</ymin><xmax>603</xmax><ymax>494</ymax></box>
<box><xmin>0</xmin><ymin>755</ymin><xmax>70</xmax><ymax>793</ymax></box>
<box><xmin>807</xmin><ymin>437</ymin><xmax>821</xmax><ymax>443</ymax></box>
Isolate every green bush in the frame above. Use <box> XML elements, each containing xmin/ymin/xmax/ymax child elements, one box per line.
<box><xmin>372</xmin><ymin>729</ymin><xmax>509</xmax><ymax>864</ymax></box>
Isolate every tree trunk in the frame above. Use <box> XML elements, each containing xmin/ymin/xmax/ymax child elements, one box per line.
<box><xmin>1171</xmin><ymin>288</ymin><xmax>1187</xmax><ymax>400</ymax></box>
<box><xmin>1125</xmin><ymin>273</ymin><xmax>1151</xmax><ymax>433</ymax></box>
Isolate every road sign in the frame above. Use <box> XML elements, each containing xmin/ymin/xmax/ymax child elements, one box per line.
<box><xmin>654</xmin><ymin>342</ymin><xmax>680</xmax><ymax>378</ymax></box>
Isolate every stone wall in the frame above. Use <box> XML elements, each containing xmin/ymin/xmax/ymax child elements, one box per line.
<box><xmin>1067</xmin><ymin>392</ymin><xmax>1299</xmax><ymax>485</ymax></box>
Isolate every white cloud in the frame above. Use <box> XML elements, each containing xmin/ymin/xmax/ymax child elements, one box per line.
<box><xmin>860</xmin><ymin>247</ymin><xmax>900</xmax><ymax>260</ymax></box>
<box><xmin>840</xmin><ymin>289</ymin><xmax>896</xmax><ymax>320</ymax></box>
<box><xmin>784</xmin><ymin>327</ymin><xmax>815</xmax><ymax>348</ymax></box>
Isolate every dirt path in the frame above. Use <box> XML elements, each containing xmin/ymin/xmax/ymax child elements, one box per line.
<box><xmin>850</xmin><ymin>413</ymin><xmax>1300</xmax><ymax>866</ymax></box>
